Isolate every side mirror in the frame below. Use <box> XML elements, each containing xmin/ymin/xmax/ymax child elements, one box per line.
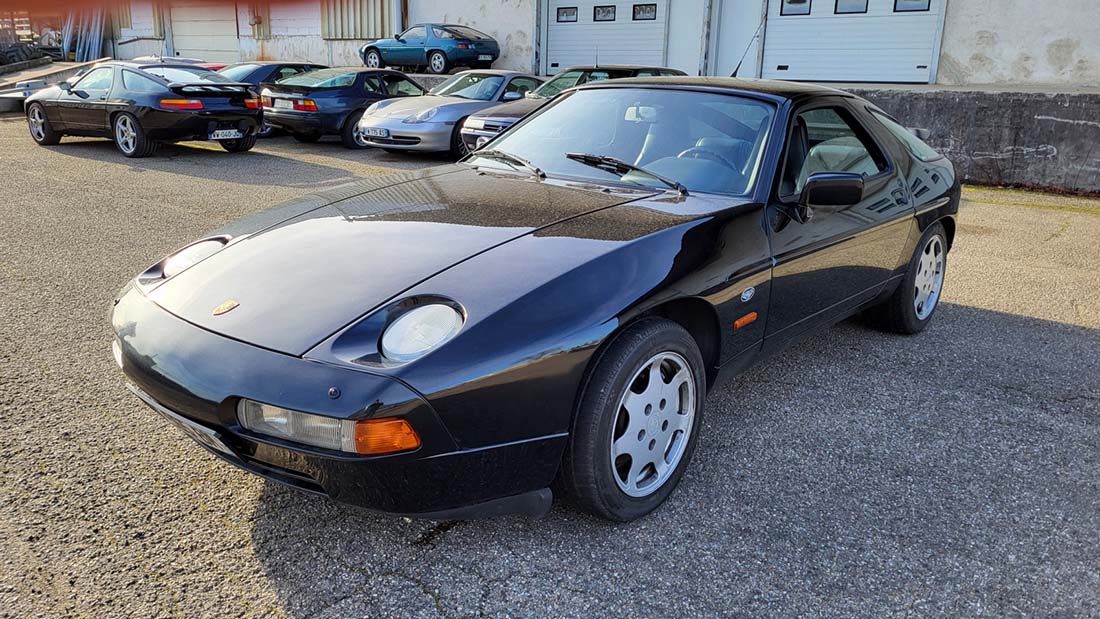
<box><xmin>501</xmin><ymin>91</ymin><xmax>523</xmax><ymax>101</ymax></box>
<box><xmin>394</xmin><ymin>35</ymin><xmax>404</xmax><ymax>42</ymax></box>
<box><xmin>795</xmin><ymin>172</ymin><xmax>864</xmax><ymax>223</ymax></box>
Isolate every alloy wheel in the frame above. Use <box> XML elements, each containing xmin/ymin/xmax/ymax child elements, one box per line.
<box><xmin>430</xmin><ymin>52</ymin><xmax>446</xmax><ymax>73</ymax></box>
<box><xmin>115</xmin><ymin>115</ymin><xmax>137</xmax><ymax>154</ymax></box>
<box><xmin>28</xmin><ymin>106</ymin><xmax>46</xmax><ymax>141</ymax></box>
<box><xmin>610</xmin><ymin>351</ymin><xmax>696</xmax><ymax>498</ymax></box>
<box><xmin>913</xmin><ymin>233</ymin><xmax>945</xmax><ymax>320</ymax></box>
<box><xmin>353</xmin><ymin>125</ymin><xmax>369</xmax><ymax>147</ymax></box>
<box><xmin>366</xmin><ymin>51</ymin><xmax>380</xmax><ymax>68</ymax></box>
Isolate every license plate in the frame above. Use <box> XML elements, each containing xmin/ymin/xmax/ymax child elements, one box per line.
<box><xmin>478</xmin><ymin>54</ymin><xmax>493</xmax><ymax>61</ymax></box>
<box><xmin>209</xmin><ymin>129</ymin><xmax>242</xmax><ymax>140</ymax></box>
<box><xmin>362</xmin><ymin>127</ymin><xmax>389</xmax><ymax>138</ymax></box>
<box><xmin>273</xmin><ymin>98</ymin><xmax>293</xmax><ymax>109</ymax></box>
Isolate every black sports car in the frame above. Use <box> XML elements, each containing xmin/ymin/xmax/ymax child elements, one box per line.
<box><xmin>460</xmin><ymin>64</ymin><xmax>686</xmax><ymax>151</ymax></box>
<box><xmin>259</xmin><ymin>68</ymin><xmax>426</xmax><ymax>148</ymax></box>
<box><xmin>25</xmin><ymin>62</ymin><xmax>262</xmax><ymax>157</ymax></box>
<box><xmin>217</xmin><ymin>62</ymin><xmax>329</xmax><ymax>136</ymax></box>
<box><xmin>112</xmin><ymin>78</ymin><xmax>958</xmax><ymax>521</ymax></box>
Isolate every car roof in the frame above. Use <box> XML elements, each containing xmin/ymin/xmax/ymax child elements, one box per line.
<box><xmin>452</xmin><ymin>69</ymin><xmax>536</xmax><ymax>77</ymax></box>
<box><xmin>574</xmin><ymin>76</ymin><xmax>853</xmax><ymax>101</ymax></box>
<box><xmin>557</xmin><ymin>64</ymin><xmax>681</xmax><ymax>72</ymax></box>
<box><xmin>223</xmin><ymin>61</ymin><xmax>326</xmax><ymax>66</ymax></box>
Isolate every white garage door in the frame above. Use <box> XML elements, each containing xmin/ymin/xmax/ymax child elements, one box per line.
<box><xmin>545</xmin><ymin>0</ymin><xmax>668</xmax><ymax>74</ymax></box>
<box><xmin>762</xmin><ymin>0</ymin><xmax>944</xmax><ymax>83</ymax></box>
<box><xmin>170</xmin><ymin>1</ymin><xmax>239</xmax><ymax>64</ymax></box>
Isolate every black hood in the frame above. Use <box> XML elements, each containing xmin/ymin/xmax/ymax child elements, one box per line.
<box><xmin>149</xmin><ymin>167</ymin><xmax>652</xmax><ymax>355</ymax></box>
<box><xmin>472</xmin><ymin>97</ymin><xmax>548</xmax><ymax>123</ymax></box>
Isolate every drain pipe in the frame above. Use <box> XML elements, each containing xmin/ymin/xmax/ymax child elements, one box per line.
<box><xmin>697</xmin><ymin>0</ymin><xmax>713</xmax><ymax>76</ymax></box>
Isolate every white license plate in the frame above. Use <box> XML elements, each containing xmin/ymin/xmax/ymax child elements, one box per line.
<box><xmin>209</xmin><ymin>129</ymin><xmax>242</xmax><ymax>140</ymax></box>
<box><xmin>362</xmin><ymin>127</ymin><xmax>389</xmax><ymax>138</ymax></box>
<box><xmin>273</xmin><ymin>98</ymin><xmax>293</xmax><ymax>109</ymax></box>
<box><xmin>478</xmin><ymin>54</ymin><xmax>493</xmax><ymax>61</ymax></box>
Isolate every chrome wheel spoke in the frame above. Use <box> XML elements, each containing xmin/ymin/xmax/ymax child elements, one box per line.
<box><xmin>913</xmin><ymin>234</ymin><xmax>946</xmax><ymax>320</ymax></box>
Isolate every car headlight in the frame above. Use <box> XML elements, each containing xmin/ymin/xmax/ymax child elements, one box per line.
<box><xmin>380</xmin><ymin>303</ymin><xmax>463</xmax><ymax>362</ymax></box>
<box><xmin>162</xmin><ymin>238</ymin><xmax>227</xmax><ymax>278</ymax></box>
<box><xmin>403</xmin><ymin>107</ymin><xmax>438</xmax><ymax>124</ymax></box>
<box><xmin>237</xmin><ymin>400</ymin><xmax>421</xmax><ymax>455</ymax></box>
<box><xmin>464</xmin><ymin>117</ymin><xmax>484</xmax><ymax>130</ymax></box>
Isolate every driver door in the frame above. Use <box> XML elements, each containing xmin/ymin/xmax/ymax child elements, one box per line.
<box><xmin>762</xmin><ymin>98</ymin><xmax>914</xmax><ymax>352</ymax></box>
<box><xmin>58</xmin><ymin>67</ymin><xmax>115</xmax><ymax>131</ymax></box>
<box><xmin>388</xmin><ymin>26</ymin><xmax>427</xmax><ymax>66</ymax></box>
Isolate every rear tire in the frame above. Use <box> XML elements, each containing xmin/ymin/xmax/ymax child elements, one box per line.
<box><xmin>113</xmin><ymin>112</ymin><xmax>156</xmax><ymax>158</ymax></box>
<box><xmin>864</xmin><ymin>221</ymin><xmax>948</xmax><ymax>334</ymax></box>
<box><xmin>220</xmin><ymin>133</ymin><xmax>257</xmax><ymax>153</ymax></box>
<box><xmin>559</xmin><ymin>318</ymin><xmax>706</xmax><ymax>522</ymax></box>
<box><xmin>427</xmin><ymin>50</ymin><xmax>450</xmax><ymax>74</ymax></box>
<box><xmin>26</xmin><ymin>103</ymin><xmax>62</xmax><ymax>145</ymax></box>
<box><xmin>340</xmin><ymin>110</ymin><xmax>369</xmax><ymax>149</ymax></box>
<box><xmin>292</xmin><ymin>132</ymin><xmax>322</xmax><ymax>143</ymax></box>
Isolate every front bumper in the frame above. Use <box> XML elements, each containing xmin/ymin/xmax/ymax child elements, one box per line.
<box><xmin>111</xmin><ymin>287</ymin><xmax>560</xmax><ymax>517</ymax></box>
<box><xmin>459</xmin><ymin>116</ymin><xmax>516</xmax><ymax>151</ymax></box>
<box><xmin>356</xmin><ymin>115</ymin><xmax>453</xmax><ymax>152</ymax></box>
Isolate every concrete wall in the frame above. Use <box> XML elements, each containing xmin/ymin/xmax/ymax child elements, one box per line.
<box><xmin>237</xmin><ymin>1</ymin><xmax>371</xmax><ymax>66</ymax></box>
<box><xmin>853</xmin><ymin>87</ymin><xmax>1100</xmax><ymax>194</ymax></box>
<box><xmin>937</xmin><ymin>0</ymin><xmax>1100</xmax><ymax>87</ymax></box>
<box><xmin>407</xmin><ymin>0</ymin><xmax>536</xmax><ymax>72</ymax></box>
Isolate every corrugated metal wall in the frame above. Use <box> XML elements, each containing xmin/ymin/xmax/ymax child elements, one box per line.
<box><xmin>320</xmin><ymin>0</ymin><xmax>392</xmax><ymax>39</ymax></box>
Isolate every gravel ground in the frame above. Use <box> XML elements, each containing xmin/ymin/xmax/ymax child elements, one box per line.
<box><xmin>1</xmin><ymin>117</ymin><xmax>1098</xmax><ymax>619</ymax></box>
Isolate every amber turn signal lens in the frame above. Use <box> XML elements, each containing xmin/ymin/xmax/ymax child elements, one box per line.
<box><xmin>354</xmin><ymin>418</ymin><xmax>421</xmax><ymax>455</ymax></box>
<box><xmin>733</xmin><ymin>312</ymin><xmax>758</xmax><ymax>330</ymax></box>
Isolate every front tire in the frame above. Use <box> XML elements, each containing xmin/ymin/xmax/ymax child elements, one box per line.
<box><xmin>27</xmin><ymin>103</ymin><xmax>62</xmax><ymax>145</ymax></box>
<box><xmin>449</xmin><ymin>117</ymin><xmax>470</xmax><ymax>159</ymax></box>
<box><xmin>866</xmin><ymin>221</ymin><xmax>948</xmax><ymax>334</ymax></box>
<box><xmin>340</xmin><ymin>110</ymin><xmax>369</xmax><ymax>149</ymax></box>
<box><xmin>559</xmin><ymin>319</ymin><xmax>706</xmax><ymax>522</ymax></box>
<box><xmin>427</xmin><ymin>50</ymin><xmax>450</xmax><ymax>74</ymax></box>
<box><xmin>364</xmin><ymin>48</ymin><xmax>383</xmax><ymax>68</ymax></box>
<box><xmin>113</xmin><ymin>112</ymin><xmax>156</xmax><ymax>158</ymax></box>
<box><xmin>220</xmin><ymin>133</ymin><xmax>257</xmax><ymax>153</ymax></box>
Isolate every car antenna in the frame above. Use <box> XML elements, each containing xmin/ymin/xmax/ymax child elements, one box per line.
<box><xmin>594</xmin><ymin>45</ymin><xmax>599</xmax><ymax>69</ymax></box>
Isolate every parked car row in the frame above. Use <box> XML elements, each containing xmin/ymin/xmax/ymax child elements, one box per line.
<box><xmin>24</xmin><ymin>53</ymin><xmax>690</xmax><ymax>160</ymax></box>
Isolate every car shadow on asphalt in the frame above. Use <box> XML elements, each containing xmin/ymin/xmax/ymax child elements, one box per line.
<box><xmin>41</xmin><ymin>136</ymin><xmax>438</xmax><ymax>189</ymax></box>
<box><xmin>246</xmin><ymin>302</ymin><xmax>1100</xmax><ymax>617</ymax></box>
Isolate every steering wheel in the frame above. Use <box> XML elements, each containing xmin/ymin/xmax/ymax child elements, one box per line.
<box><xmin>676</xmin><ymin>146</ymin><xmax>739</xmax><ymax>172</ymax></box>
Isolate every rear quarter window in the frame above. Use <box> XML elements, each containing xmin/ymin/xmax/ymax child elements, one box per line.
<box><xmin>871</xmin><ymin>110</ymin><xmax>943</xmax><ymax>162</ymax></box>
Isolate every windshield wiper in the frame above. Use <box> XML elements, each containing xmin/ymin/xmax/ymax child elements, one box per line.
<box><xmin>565</xmin><ymin>152</ymin><xmax>689</xmax><ymax>196</ymax></box>
<box><xmin>474</xmin><ymin>149</ymin><xmax>546</xmax><ymax>179</ymax></box>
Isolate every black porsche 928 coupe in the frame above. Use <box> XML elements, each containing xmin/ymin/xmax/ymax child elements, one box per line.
<box><xmin>111</xmin><ymin>78</ymin><xmax>958</xmax><ymax>521</ymax></box>
<box><xmin>26</xmin><ymin>61</ymin><xmax>262</xmax><ymax>157</ymax></box>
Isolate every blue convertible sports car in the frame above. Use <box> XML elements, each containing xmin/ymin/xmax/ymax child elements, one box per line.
<box><xmin>360</xmin><ymin>23</ymin><xmax>500</xmax><ymax>74</ymax></box>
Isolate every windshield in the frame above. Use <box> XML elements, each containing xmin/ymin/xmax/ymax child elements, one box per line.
<box><xmin>439</xmin><ymin>25</ymin><xmax>491</xmax><ymax>40</ymax></box>
<box><xmin>431</xmin><ymin>73</ymin><xmax>503</xmax><ymax>100</ymax></box>
<box><xmin>481</xmin><ymin>88</ymin><xmax>776</xmax><ymax>195</ymax></box>
<box><xmin>277</xmin><ymin>68</ymin><xmax>356</xmax><ymax>88</ymax></box>
<box><xmin>143</xmin><ymin>66</ymin><xmax>231</xmax><ymax>83</ymax></box>
<box><xmin>217</xmin><ymin>63</ymin><xmax>260</xmax><ymax>81</ymax></box>
<box><xmin>532</xmin><ymin>69</ymin><xmax>636</xmax><ymax>99</ymax></box>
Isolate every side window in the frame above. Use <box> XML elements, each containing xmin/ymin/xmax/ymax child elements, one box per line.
<box><xmin>121</xmin><ymin>70</ymin><xmax>163</xmax><ymax>93</ymax></box>
<box><xmin>504</xmin><ymin>77</ymin><xmax>541</xmax><ymax>97</ymax></box>
<box><xmin>383</xmin><ymin>75</ymin><xmax>425</xmax><ymax>96</ymax></box>
<box><xmin>634</xmin><ymin>69</ymin><xmax>660</xmax><ymax>77</ymax></box>
<box><xmin>582</xmin><ymin>70</ymin><xmax>613</xmax><ymax>83</ymax></box>
<box><xmin>276</xmin><ymin>66</ymin><xmax>302</xmax><ymax>80</ymax></box>
<box><xmin>780</xmin><ymin>107</ymin><xmax>886</xmax><ymax>197</ymax></box>
<box><xmin>362</xmin><ymin>76</ymin><xmax>384</xmax><ymax>93</ymax></box>
<box><xmin>401</xmin><ymin>26</ymin><xmax>426</xmax><ymax>40</ymax></box>
<box><xmin>433</xmin><ymin>26</ymin><xmax>455</xmax><ymax>39</ymax></box>
<box><xmin>75</xmin><ymin>67</ymin><xmax>113</xmax><ymax>91</ymax></box>
<box><xmin>870</xmin><ymin>110</ymin><xmax>942</xmax><ymax>161</ymax></box>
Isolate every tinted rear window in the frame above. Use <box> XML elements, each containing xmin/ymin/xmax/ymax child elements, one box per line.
<box><xmin>440</xmin><ymin>25</ymin><xmax>491</xmax><ymax>40</ymax></box>
<box><xmin>143</xmin><ymin>66</ymin><xmax>231</xmax><ymax>83</ymax></box>
<box><xmin>277</xmin><ymin>69</ymin><xmax>357</xmax><ymax>88</ymax></box>
<box><xmin>218</xmin><ymin>64</ymin><xmax>261</xmax><ymax>81</ymax></box>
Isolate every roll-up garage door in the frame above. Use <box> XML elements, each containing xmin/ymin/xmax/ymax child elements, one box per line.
<box><xmin>762</xmin><ymin>0</ymin><xmax>944</xmax><ymax>83</ymax></box>
<box><xmin>545</xmin><ymin>0</ymin><xmax>669</xmax><ymax>74</ymax></box>
<box><xmin>170</xmin><ymin>1</ymin><xmax>240</xmax><ymax>64</ymax></box>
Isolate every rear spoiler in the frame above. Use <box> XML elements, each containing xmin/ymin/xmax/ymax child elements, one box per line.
<box><xmin>167</xmin><ymin>82</ymin><xmax>255</xmax><ymax>96</ymax></box>
<box><xmin>258</xmin><ymin>81</ymin><xmax>341</xmax><ymax>94</ymax></box>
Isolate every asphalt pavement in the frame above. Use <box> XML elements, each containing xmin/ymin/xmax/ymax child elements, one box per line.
<box><xmin>1</xmin><ymin>117</ymin><xmax>1098</xmax><ymax>618</ymax></box>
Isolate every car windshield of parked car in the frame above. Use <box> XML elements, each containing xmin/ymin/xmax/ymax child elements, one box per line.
<box><xmin>217</xmin><ymin>63</ymin><xmax>260</xmax><ymax>81</ymax></box>
<box><xmin>143</xmin><ymin>66</ymin><xmax>232</xmax><ymax>83</ymax></box>
<box><xmin>481</xmin><ymin>88</ymin><xmax>776</xmax><ymax>196</ymax></box>
<box><xmin>277</xmin><ymin>69</ymin><xmax>356</xmax><ymax>88</ymax></box>
<box><xmin>431</xmin><ymin>73</ymin><xmax>503</xmax><ymax>100</ymax></box>
<box><xmin>438</xmin><ymin>25</ymin><xmax>491</xmax><ymax>40</ymax></box>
